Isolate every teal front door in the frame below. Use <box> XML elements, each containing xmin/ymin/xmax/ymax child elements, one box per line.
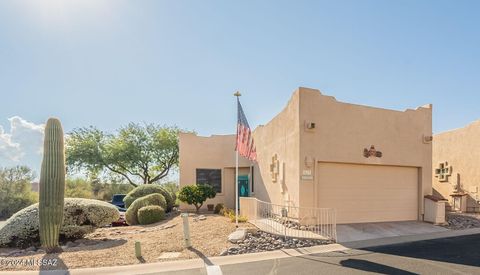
<box><xmin>238</xmin><ymin>175</ymin><xmax>249</xmax><ymax>206</ymax></box>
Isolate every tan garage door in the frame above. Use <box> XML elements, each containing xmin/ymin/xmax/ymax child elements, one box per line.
<box><xmin>317</xmin><ymin>163</ymin><xmax>418</xmax><ymax>224</ymax></box>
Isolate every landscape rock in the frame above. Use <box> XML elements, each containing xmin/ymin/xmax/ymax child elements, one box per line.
<box><xmin>228</xmin><ymin>229</ymin><xmax>247</xmax><ymax>243</ymax></box>
<box><xmin>444</xmin><ymin>213</ymin><xmax>480</xmax><ymax>230</ymax></box>
<box><xmin>222</xmin><ymin>230</ymin><xmax>333</xmax><ymax>256</ymax></box>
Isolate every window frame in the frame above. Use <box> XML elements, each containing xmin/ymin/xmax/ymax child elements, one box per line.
<box><xmin>195</xmin><ymin>168</ymin><xmax>223</xmax><ymax>194</ymax></box>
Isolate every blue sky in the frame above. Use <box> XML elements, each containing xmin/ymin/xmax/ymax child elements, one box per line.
<box><xmin>0</xmin><ymin>0</ymin><xmax>479</xmax><ymax>174</ymax></box>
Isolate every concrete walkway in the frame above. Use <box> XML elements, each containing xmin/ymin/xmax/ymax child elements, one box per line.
<box><xmin>3</xmin><ymin>227</ymin><xmax>480</xmax><ymax>275</ymax></box>
<box><xmin>337</xmin><ymin>221</ymin><xmax>448</xmax><ymax>242</ymax></box>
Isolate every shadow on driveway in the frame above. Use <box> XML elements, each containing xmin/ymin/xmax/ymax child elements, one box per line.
<box><xmin>340</xmin><ymin>259</ymin><xmax>418</xmax><ymax>275</ymax></box>
<box><xmin>363</xmin><ymin>233</ymin><xmax>480</xmax><ymax>268</ymax></box>
<box><xmin>280</xmin><ymin>249</ymin><xmax>417</xmax><ymax>275</ymax></box>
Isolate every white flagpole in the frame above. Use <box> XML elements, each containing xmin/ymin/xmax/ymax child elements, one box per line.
<box><xmin>235</xmin><ymin>143</ymin><xmax>239</xmax><ymax>227</ymax></box>
<box><xmin>234</xmin><ymin>91</ymin><xmax>241</xmax><ymax>227</ymax></box>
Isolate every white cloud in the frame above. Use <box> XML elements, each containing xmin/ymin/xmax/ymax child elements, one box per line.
<box><xmin>0</xmin><ymin>125</ymin><xmax>21</xmax><ymax>162</ymax></box>
<box><xmin>0</xmin><ymin>116</ymin><xmax>45</xmax><ymax>170</ymax></box>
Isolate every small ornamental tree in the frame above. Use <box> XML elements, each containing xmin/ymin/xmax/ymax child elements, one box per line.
<box><xmin>178</xmin><ymin>184</ymin><xmax>216</xmax><ymax>213</ymax></box>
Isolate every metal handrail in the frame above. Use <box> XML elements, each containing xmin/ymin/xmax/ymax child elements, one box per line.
<box><xmin>246</xmin><ymin>198</ymin><xmax>337</xmax><ymax>242</ymax></box>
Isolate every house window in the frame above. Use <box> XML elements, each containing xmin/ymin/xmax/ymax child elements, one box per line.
<box><xmin>196</xmin><ymin>169</ymin><xmax>222</xmax><ymax>193</ymax></box>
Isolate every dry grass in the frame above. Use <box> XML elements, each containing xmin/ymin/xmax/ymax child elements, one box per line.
<box><xmin>0</xmin><ymin>213</ymin><xmax>255</xmax><ymax>271</ymax></box>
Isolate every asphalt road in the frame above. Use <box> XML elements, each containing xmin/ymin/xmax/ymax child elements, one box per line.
<box><xmin>157</xmin><ymin>234</ymin><xmax>480</xmax><ymax>275</ymax></box>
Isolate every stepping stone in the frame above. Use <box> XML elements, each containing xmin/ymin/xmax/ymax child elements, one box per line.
<box><xmin>157</xmin><ymin>252</ymin><xmax>181</xmax><ymax>259</ymax></box>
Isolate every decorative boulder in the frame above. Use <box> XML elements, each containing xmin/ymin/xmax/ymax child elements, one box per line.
<box><xmin>0</xmin><ymin>198</ymin><xmax>119</xmax><ymax>248</ymax></box>
<box><xmin>228</xmin><ymin>228</ymin><xmax>247</xmax><ymax>243</ymax></box>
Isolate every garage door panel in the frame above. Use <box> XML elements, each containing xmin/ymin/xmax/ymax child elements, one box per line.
<box><xmin>317</xmin><ymin>163</ymin><xmax>418</xmax><ymax>224</ymax></box>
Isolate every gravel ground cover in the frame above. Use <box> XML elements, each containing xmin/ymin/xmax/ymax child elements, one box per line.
<box><xmin>443</xmin><ymin>212</ymin><xmax>480</xmax><ymax>230</ymax></box>
<box><xmin>222</xmin><ymin>231</ymin><xmax>334</xmax><ymax>256</ymax></box>
<box><xmin>0</xmin><ymin>213</ymin><xmax>255</xmax><ymax>272</ymax></box>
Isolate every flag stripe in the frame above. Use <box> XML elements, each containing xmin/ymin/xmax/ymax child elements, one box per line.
<box><xmin>236</xmin><ymin>98</ymin><xmax>256</xmax><ymax>162</ymax></box>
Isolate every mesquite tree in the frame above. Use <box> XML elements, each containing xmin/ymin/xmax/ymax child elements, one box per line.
<box><xmin>66</xmin><ymin>123</ymin><xmax>181</xmax><ymax>187</ymax></box>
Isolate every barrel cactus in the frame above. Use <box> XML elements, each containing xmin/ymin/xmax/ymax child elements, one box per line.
<box><xmin>39</xmin><ymin>118</ymin><xmax>66</xmax><ymax>253</ymax></box>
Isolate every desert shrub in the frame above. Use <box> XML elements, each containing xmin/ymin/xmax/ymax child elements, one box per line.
<box><xmin>65</xmin><ymin>178</ymin><xmax>92</xmax><ymax>198</ymax></box>
<box><xmin>0</xmin><ymin>166</ymin><xmax>38</xmax><ymax>219</ymax></box>
<box><xmin>223</xmin><ymin>207</ymin><xmax>247</xmax><ymax>223</ymax></box>
<box><xmin>125</xmin><ymin>193</ymin><xmax>166</xmax><ymax>225</ymax></box>
<box><xmin>178</xmin><ymin>184</ymin><xmax>216</xmax><ymax>213</ymax></box>
<box><xmin>88</xmin><ymin>179</ymin><xmax>135</xmax><ymax>201</ymax></box>
<box><xmin>124</xmin><ymin>184</ymin><xmax>174</xmax><ymax>211</ymax></box>
<box><xmin>99</xmin><ymin>182</ymin><xmax>135</xmax><ymax>201</ymax></box>
<box><xmin>137</xmin><ymin>205</ymin><xmax>165</xmax><ymax>225</ymax></box>
<box><xmin>214</xmin><ymin>203</ymin><xmax>224</xmax><ymax>214</ymax></box>
<box><xmin>161</xmin><ymin>182</ymin><xmax>178</xmax><ymax>206</ymax></box>
<box><xmin>0</xmin><ymin>198</ymin><xmax>119</xmax><ymax>248</ymax></box>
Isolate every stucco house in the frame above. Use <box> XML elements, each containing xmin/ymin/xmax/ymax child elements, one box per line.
<box><xmin>179</xmin><ymin>87</ymin><xmax>433</xmax><ymax>224</ymax></box>
<box><xmin>433</xmin><ymin>120</ymin><xmax>480</xmax><ymax>213</ymax></box>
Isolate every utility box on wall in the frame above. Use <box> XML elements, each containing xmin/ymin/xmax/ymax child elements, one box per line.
<box><xmin>424</xmin><ymin>195</ymin><xmax>447</xmax><ymax>225</ymax></box>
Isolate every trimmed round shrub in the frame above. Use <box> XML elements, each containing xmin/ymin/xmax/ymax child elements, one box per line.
<box><xmin>125</xmin><ymin>193</ymin><xmax>166</xmax><ymax>225</ymax></box>
<box><xmin>168</xmin><ymin>190</ymin><xmax>177</xmax><ymax>207</ymax></box>
<box><xmin>0</xmin><ymin>198</ymin><xmax>119</xmax><ymax>248</ymax></box>
<box><xmin>123</xmin><ymin>184</ymin><xmax>174</xmax><ymax>212</ymax></box>
<box><xmin>137</xmin><ymin>205</ymin><xmax>165</xmax><ymax>225</ymax></box>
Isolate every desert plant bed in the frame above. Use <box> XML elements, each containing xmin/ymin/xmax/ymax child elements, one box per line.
<box><xmin>0</xmin><ymin>213</ymin><xmax>255</xmax><ymax>272</ymax></box>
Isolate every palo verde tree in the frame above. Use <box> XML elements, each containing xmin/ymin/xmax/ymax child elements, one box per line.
<box><xmin>66</xmin><ymin>123</ymin><xmax>181</xmax><ymax>187</ymax></box>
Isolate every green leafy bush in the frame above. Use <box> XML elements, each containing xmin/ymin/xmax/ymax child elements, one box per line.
<box><xmin>65</xmin><ymin>178</ymin><xmax>92</xmax><ymax>199</ymax></box>
<box><xmin>137</xmin><ymin>205</ymin><xmax>165</xmax><ymax>225</ymax></box>
<box><xmin>0</xmin><ymin>198</ymin><xmax>119</xmax><ymax>248</ymax></box>
<box><xmin>160</xmin><ymin>182</ymin><xmax>179</xmax><ymax>207</ymax></box>
<box><xmin>125</xmin><ymin>193</ymin><xmax>166</xmax><ymax>225</ymax></box>
<box><xmin>214</xmin><ymin>203</ymin><xmax>224</xmax><ymax>214</ymax></box>
<box><xmin>178</xmin><ymin>184</ymin><xmax>216</xmax><ymax>213</ymax></box>
<box><xmin>124</xmin><ymin>184</ymin><xmax>174</xmax><ymax>211</ymax></box>
<box><xmin>0</xmin><ymin>166</ymin><xmax>38</xmax><ymax>219</ymax></box>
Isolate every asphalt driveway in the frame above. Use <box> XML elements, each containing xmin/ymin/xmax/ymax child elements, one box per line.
<box><xmin>157</xmin><ymin>233</ymin><xmax>480</xmax><ymax>275</ymax></box>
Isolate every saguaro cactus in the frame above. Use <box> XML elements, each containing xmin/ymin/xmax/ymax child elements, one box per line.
<box><xmin>39</xmin><ymin>118</ymin><xmax>66</xmax><ymax>253</ymax></box>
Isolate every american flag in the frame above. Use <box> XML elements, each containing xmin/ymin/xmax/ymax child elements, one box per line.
<box><xmin>236</xmin><ymin>98</ymin><xmax>257</xmax><ymax>162</ymax></box>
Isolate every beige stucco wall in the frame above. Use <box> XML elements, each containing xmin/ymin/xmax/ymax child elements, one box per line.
<box><xmin>297</xmin><ymin>87</ymin><xmax>433</xmax><ymax>220</ymax></box>
<box><xmin>179</xmin><ymin>87</ymin><xmax>433</xmax><ymax>222</ymax></box>
<box><xmin>178</xmin><ymin>133</ymin><xmax>251</xmax><ymax>211</ymax></box>
<box><xmin>250</xmin><ymin>90</ymin><xmax>301</xmax><ymax>207</ymax></box>
<box><xmin>433</xmin><ymin>121</ymin><xmax>480</xmax><ymax>211</ymax></box>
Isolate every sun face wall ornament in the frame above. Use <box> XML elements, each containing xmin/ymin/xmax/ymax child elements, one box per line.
<box><xmin>363</xmin><ymin>145</ymin><xmax>382</xmax><ymax>158</ymax></box>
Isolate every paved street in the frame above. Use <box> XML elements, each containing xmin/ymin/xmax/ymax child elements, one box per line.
<box><xmin>158</xmin><ymin>234</ymin><xmax>480</xmax><ymax>275</ymax></box>
<box><xmin>0</xmin><ymin>221</ymin><xmax>6</xmax><ymax>228</ymax></box>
